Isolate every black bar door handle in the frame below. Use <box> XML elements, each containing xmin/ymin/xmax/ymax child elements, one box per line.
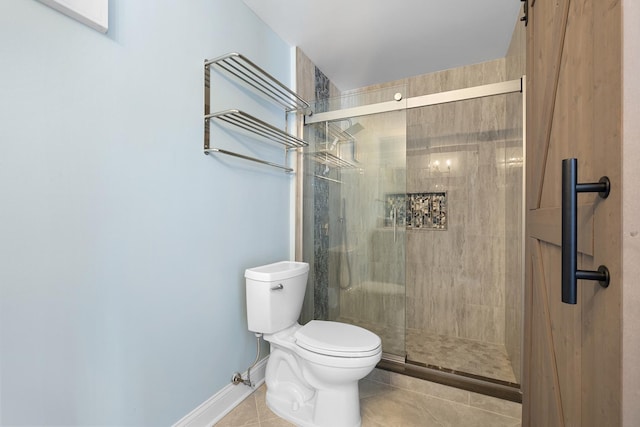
<box><xmin>561</xmin><ymin>158</ymin><xmax>611</xmax><ymax>304</ymax></box>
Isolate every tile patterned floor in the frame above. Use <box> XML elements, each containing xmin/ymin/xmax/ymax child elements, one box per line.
<box><xmin>216</xmin><ymin>385</ymin><xmax>292</xmax><ymax>427</ymax></box>
<box><xmin>335</xmin><ymin>317</ymin><xmax>518</xmax><ymax>384</ymax></box>
<box><xmin>216</xmin><ymin>369</ymin><xmax>521</xmax><ymax>426</ymax></box>
<box><xmin>406</xmin><ymin>329</ymin><xmax>518</xmax><ymax>384</ymax></box>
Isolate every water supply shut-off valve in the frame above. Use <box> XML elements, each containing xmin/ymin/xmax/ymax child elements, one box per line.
<box><xmin>231</xmin><ymin>333</ymin><xmax>263</xmax><ymax>387</ymax></box>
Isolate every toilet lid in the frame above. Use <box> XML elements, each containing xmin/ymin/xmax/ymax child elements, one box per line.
<box><xmin>294</xmin><ymin>320</ymin><xmax>381</xmax><ymax>357</ymax></box>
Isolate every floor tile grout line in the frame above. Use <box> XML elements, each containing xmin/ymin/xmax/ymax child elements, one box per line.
<box><xmin>420</xmin><ymin>404</ymin><xmax>448</xmax><ymax>427</ymax></box>
<box><xmin>251</xmin><ymin>389</ymin><xmax>260</xmax><ymax>426</ymax></box>
<box><xmin>410</xmin><ymin>388</ymin><xmax>522</xmax><ymax>425</ymax></box>
<box><xmin>409</xmin><ymin>390</ymin><xmax>521</xmax><ymax>421</ymax></box>
<box><xmin>465</xmin><ymin>406</ymin><xmax>522</xmax><ymax>422</ymax></box>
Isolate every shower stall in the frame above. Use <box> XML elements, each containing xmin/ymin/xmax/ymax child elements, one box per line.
<box><xmin>300</xmin><ymin>77</ymin><xmax>524</xmax><ymax>394</ymax></box>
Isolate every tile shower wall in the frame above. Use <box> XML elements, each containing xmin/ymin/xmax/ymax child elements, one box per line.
<box><xmin>405</xmin><ymin>56</ymin><xmax>523</xmax><ymax>370</ymax></box>
<box><xmin>406</xmin><ymin>89</ymin><xmax>509</xmax><ymax>346</ymax></box>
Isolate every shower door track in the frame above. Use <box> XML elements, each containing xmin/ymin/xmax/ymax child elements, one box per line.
<box><xmin>378</xmin><ymin>356</ymin><xmax>523</xmax><ymax>403</ymax></box>
<box><xmin>305</xmin><ymin>78</ymin><xmax>522</xmax><ymax>124</ymax></box>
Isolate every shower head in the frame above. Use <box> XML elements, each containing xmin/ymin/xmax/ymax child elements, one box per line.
<box><xmin>343</xmin><ymin>122</ymin><xmax>364</xmax><ymax>137</ymax></box>
<box><xmin>327</xmin><ymin>121</ymin><xmax>364</xmax><ymax>163</ymax></box>
<box><xmin>328</xmin><ymin>120</ymin><xmax>364</xmax><ymax>143</ymax></box>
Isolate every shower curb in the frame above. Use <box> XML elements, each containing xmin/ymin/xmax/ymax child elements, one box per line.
<box><xmin>378</xmin><ymin>358</ymin><xmax>522</xmax><ymax>403</ymax></box>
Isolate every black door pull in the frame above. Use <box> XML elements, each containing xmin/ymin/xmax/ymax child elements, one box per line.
<box><xmin>561</xmin><ymin>158</ymin><xmax>610</xmax><ymax>304</ymax></box>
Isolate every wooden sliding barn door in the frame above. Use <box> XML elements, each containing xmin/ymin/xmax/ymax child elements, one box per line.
<box><xmin>523</xmin><ymin>0</ymin><xmax>622</xmax><ymax>426</ymax></box>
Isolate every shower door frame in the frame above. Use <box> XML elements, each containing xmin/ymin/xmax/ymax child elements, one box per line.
<box><xmin>296</xmin><ymin>78</ymin><xmax>526</xmax><ymax>401</ymax></box>
<box><xmin>305</xmin><ymin>79</ymin><xmax>522</xmax><ymax>124</ymax></box>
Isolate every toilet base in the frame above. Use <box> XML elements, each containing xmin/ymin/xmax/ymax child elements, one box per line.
<box><xmin>266</xmin><ymin>384</ymin><xmax>362</xmax><ymax>427</ymax></box>
<box><xmin>261</xmin><ymin>324</ymin><xmax>380</xmax><ymax>427</ymax></box>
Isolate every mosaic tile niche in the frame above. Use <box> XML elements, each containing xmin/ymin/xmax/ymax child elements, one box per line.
<box><xmin>385</xmin><ymin>192</ymin><xmax>448</xmax><ymax>230</ymax></box>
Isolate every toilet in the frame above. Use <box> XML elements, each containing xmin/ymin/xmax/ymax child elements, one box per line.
<box><xmin>245</xmin><ymin>261</ymin><xmax>382</xmax><ymax>427</ymax></box>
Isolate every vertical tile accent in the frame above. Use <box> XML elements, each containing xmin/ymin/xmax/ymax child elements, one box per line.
<box><xmin>311</xmin><ymin>66</ymin><xmax>333</xmax><ymax>321</ymax></box>
<box><xmin>314</xmin><ymin>67</ymin><xmax>331</xmax><ymax>113</ymax></box>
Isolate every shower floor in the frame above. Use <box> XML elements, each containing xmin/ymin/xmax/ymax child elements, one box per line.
<box><xmin>335</xmin><ymin>316</ymin><xmax>517</xmax><ymax>384</ymax></box>
<box><xmin>406</xmin><ymin>329</ymin><xmax>517</xmax><ymax>384</ymax></box>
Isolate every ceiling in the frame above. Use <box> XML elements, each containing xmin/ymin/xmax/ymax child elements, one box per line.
<box><xmin>243</xmin><ymin>0</ymin><xmax>523</xmax><ymax>91</ymax></box>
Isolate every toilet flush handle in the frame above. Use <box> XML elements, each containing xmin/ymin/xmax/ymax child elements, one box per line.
<box><xmin>271</xmin><ymin>284</ymin><xmax>284</xmax><ymax>290</ymax></box>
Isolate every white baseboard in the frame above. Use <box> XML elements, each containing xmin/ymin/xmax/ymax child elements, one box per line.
<box><xmin>172</xmin><ymin>357</ymin><xmax>268</xmax><ymax>427</ymax></box>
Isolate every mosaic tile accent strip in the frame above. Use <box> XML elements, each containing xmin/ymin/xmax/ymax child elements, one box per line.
<box><xmin>384</xmin><ymin>192</ymin><xmax>448</xmax><ymax>230</ymax></box>
<box><xmin>314</xmin><ymin>66</ymin><xmax>331</xmax><ymax>113</ymax></box>
<box><xmin>311</xmin><ymin>66</ymin><xmax>332</xmax><ymax>320</ymax></box>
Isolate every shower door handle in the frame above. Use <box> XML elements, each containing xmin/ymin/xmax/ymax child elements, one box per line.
<box><xmin>561</xmin><ymin>158</ymin><xmax>610</xmax><ymax>304</ymax></box>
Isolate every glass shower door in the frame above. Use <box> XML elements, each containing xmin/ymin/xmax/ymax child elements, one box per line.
<box><xmin>302</xmin><ymin>89</ymin><xmax>407</xmax><ymax>358</ymax></box>
<box><xmin>404</xmin><ymin>91</ymin><xmax>523</xmax><ymax>384</ymax></box>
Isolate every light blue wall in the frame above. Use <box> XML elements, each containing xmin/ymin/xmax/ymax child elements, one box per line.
<box><xmin>0</xmin><ymin>1</ymin><xmax>293</xmax><ymax>425</ymax></box>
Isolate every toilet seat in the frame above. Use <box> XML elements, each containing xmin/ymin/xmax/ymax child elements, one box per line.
<box><xmin>294</xmin><ymin>320</ymin><xmax>381</xmax><ymax>358</ymax></box>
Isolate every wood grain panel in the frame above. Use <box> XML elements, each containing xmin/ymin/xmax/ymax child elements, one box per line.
<box><xmin>527</xmin><ymin>239</ymin><xmax>566</xmax><ymax>427</ymax></box>
<box><xmin>541</xmin><ymin>240</ymin><xmax>581</xmax><ymax>426</ymax></box>
<box><xmin>522</xmin><ymin>238</ymin><xmax>533</xmax><ymax>425</ymax></box>
<box><xmin>528</xmin><ymin>0</ymin><xmax>571</xmax><ymax>210</ymax></box>
<box><xmin>580</xmin><ymin>0</ymin><xmax>622</xmax><ymax>424</ymax></box>
<box><xmin>528</xmin><ymin>205</ymin><xmax>594</xmax><ymax>256</ymax></box>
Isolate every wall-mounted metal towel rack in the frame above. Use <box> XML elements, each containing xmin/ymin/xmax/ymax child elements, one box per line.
<box><xmin>204</xmin><ymin>52</ymin><xmax>310</xmax><ymax>173</ymax></box>
<box><xmin>205</xmin><ymin>52</ymin><xmax>310</xmax><ymax>113</ymax></box>
<box><xmin>308</xmin><ymin>151</ymin><xmax>358</xmax><ymax>169</ymax></box>
<box><xmin>206</xmin><ymin>109</ymin><xmax>307</xmax><ymax>148</ymax></box>
<box><xmin>314</xmin><ymin>174</ymin><xmax>343</xmax><ymax>185</ymax></box>
<box><xmin>204</xmin><ymin>148</ymin><xmax>293</xmax><ymax>173</ymax></box>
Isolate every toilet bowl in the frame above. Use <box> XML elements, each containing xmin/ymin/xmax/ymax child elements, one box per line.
<box><xmin>245</xmin><ymin>261</ymin><xmax>382</xmax><ymax>427</ymax></box>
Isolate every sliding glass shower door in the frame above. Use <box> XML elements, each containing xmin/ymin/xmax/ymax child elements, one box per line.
<box><xmin>300</xmin><ymin>81</ymin><xmax>524</xmax><ymax>387</ymax></box>
<box><xmin>301</xmin><ymin>88</ymin><xmax>407</xmax><ymax>358</ymax></box>
<box><xmin>404</xmin><ymin>91</ymin><xmax>523</xmax><ymax>385</ymax></box>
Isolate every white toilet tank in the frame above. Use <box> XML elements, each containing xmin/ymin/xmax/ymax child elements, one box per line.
<box><xmin>245</xmin><ymin>261</ymin><xmax>309</xmax><ymax>334</ymax></box>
